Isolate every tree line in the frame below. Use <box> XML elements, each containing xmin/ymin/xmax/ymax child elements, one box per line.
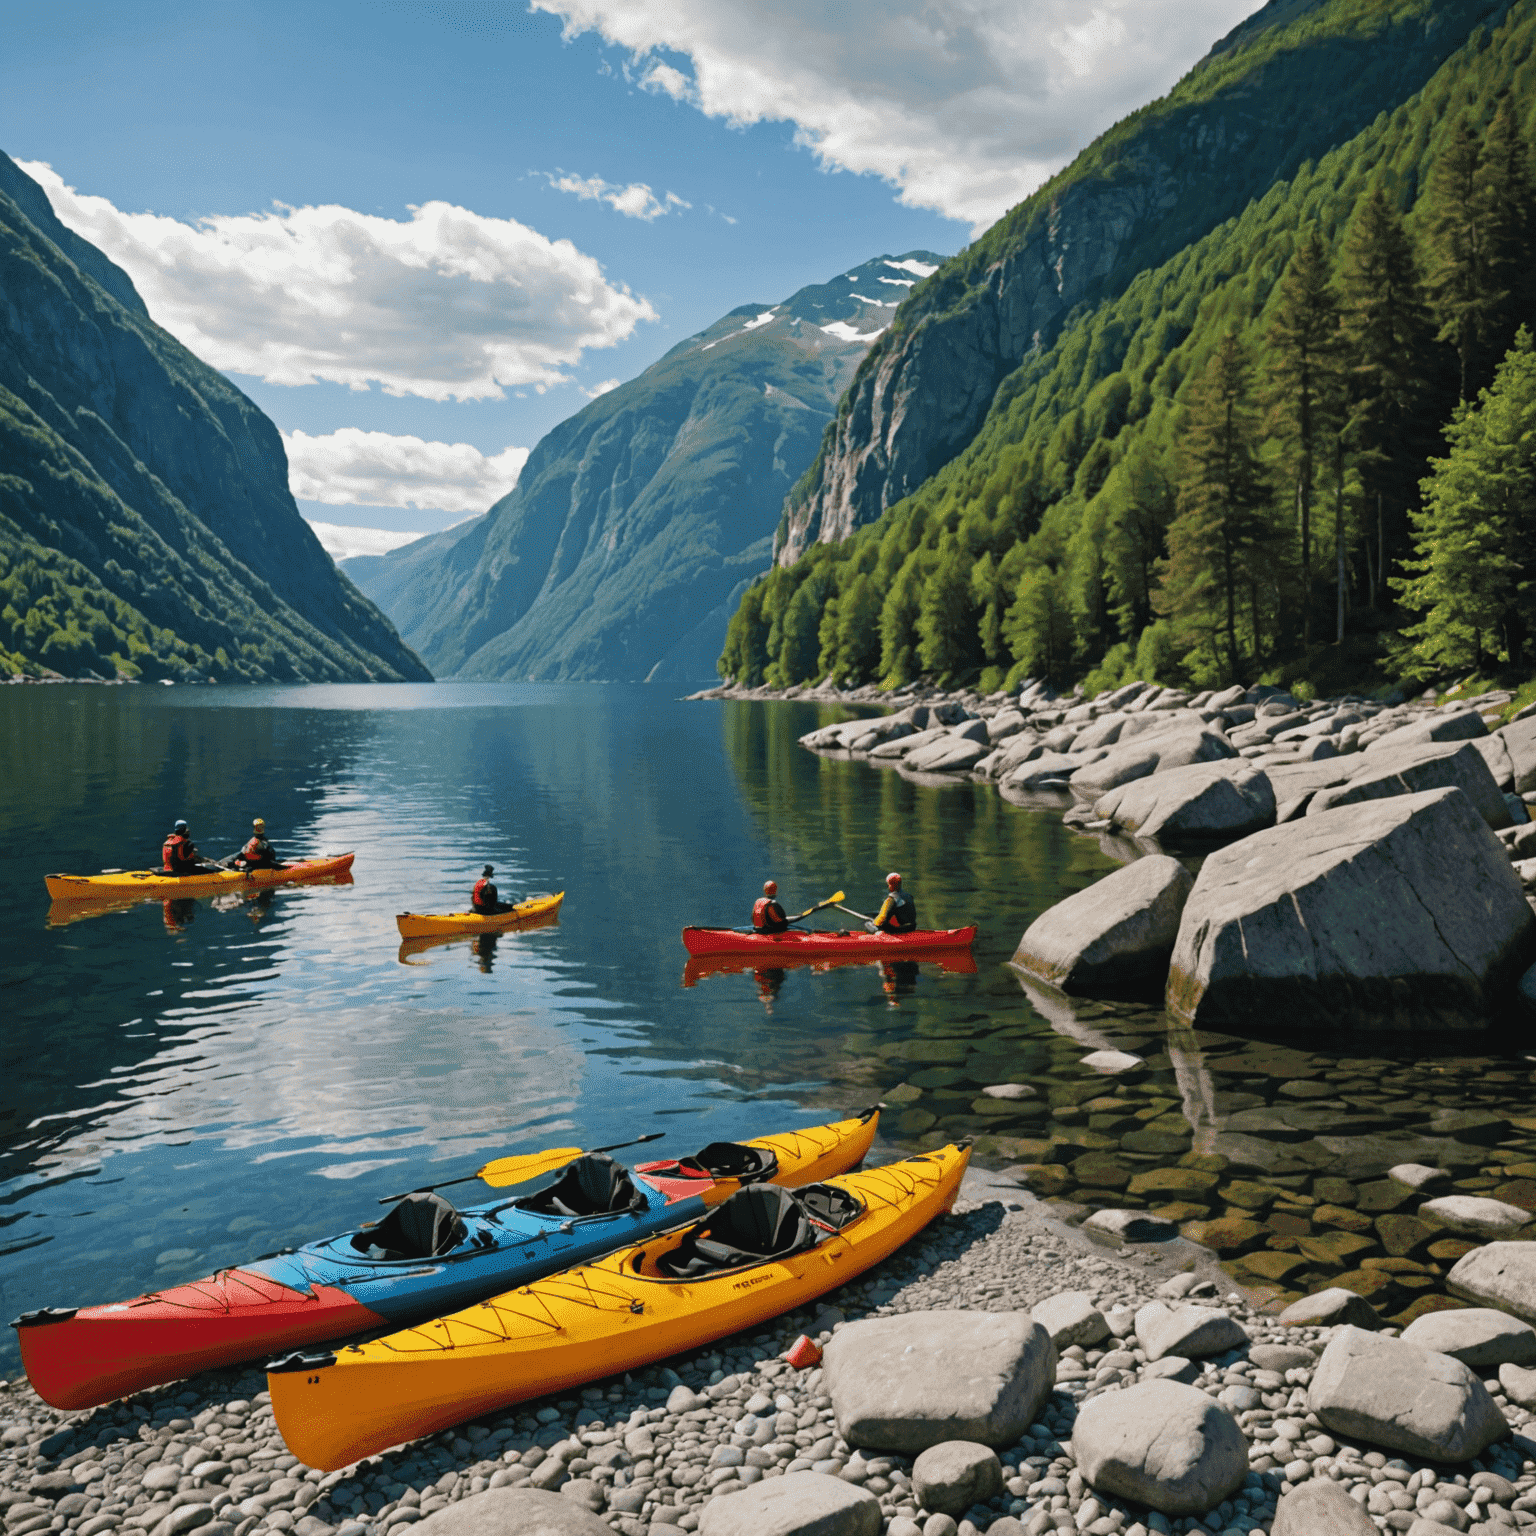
<box><xmin>720</xmin><ymin>96</ymin><xmax>1536</xmax><ymax>694</ymax></box>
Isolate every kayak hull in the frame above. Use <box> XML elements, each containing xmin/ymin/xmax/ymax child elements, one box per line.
<box><xmin>682</xmin><ymin>924</ymin><xmax>977</xmax><ymax>958</ymax></box>
<box><xmin>45</xmin><ymin>854</ymin><xmax>356</xmax><ymax>905</ymax></box>
<box><xmin>395</xmin><ymin>892</ymin><xmax>565</xmax><ymax>939</ymax></box>
<box><xmin>268</xmin><ymin>1143</ymin><xmax>970</xmax><ymax>1470</ymax></box>
<box><xmin>14</xmin><ymin>1109</ymin><xmax>879</xmax><ymax>1410</ymax></box>
<box><xmin>683</xmin><ymin>947</ymin><xmax>977</xmax><ymax>987</ymax></box>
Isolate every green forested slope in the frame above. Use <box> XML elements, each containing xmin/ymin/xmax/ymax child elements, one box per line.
<box><xmin>723</xmin><ymin>0</ymin><xmax>1536</xmax><ymax>693</ymax></box>
<box><xmin>0</xmin><ymin>153</ymin><xmax>429</xmax><ymax>682</ymax></box>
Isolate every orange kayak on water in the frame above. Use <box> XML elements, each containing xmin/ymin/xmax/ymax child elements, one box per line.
<box><xmin>45</xmin><ymin>854</ymin><xmax>356</xmax><ymax>905</ymax></box>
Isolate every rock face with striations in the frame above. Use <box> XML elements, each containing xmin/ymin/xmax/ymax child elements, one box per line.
<box><xmin>0</xmin><ymin>153</ymin><xmax>427</xmax><ymax>683</ymax></box>
<box><xmin>1166</xmin><ymin>787</ymin><xmax>1536</xmax><ymax>1031</ymax></box>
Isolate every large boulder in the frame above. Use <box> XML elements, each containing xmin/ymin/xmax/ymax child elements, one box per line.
<box><xmin>1310</xmin><ymin>740</ymin><xmax>1511</xmax><ymax>829</ymax></box>
<box><xmin>415</xmin><ymin>1490</ymin><xmax>611</xmax><ymax>1536</ymax></box>
<box><xmin>1011</xmin><ymin>855</ymin><xmax>1193</xmax><ymax>993</ymax></box>
<box><xmin>1504</xmin><ymin>716</ymin><xmax>1536</xmax><ymax>794</ymax></box>
<box><xmin>904</xmin><ymin>731</ymin><xmax>991</xmax><ymax>773</ymax></box>
<box><xmin>1002</xmin><ymin>750</ymin><xmax>1107</xmax><ymax>790</ymax></box>
<box><xmin>1092</xmin><ymin>762</ymin><xmax>1275</xmax><ymax>844</ymax></box>
<box><xmin>1401</xmin><ymin>1307</ymin><xmax>1536</xmax><ymax>1367</ymax></box>
<box><xmin>1166</xmin><ymin>787</ymin><xmax>1536</xmax><ymax>1030</ymax></box>
<box><xmin>1419</xmin><ymin>1194</ymin><xmax>1531</xmax><ymax>1238</ymax></box>
<box><xmin>1306</xmin><ymin>1326</ymin><xmax>1508</xmax><ymax>1461</ymax></box>
<box><xmin>1068</xmin><ymin>727</ymin><xmax>1237</xmax><ymax>797</ymax></box>
<box><xmin>1272</xmin><ymin>1479</ymin><xmax>1377</xmax><ymax>1536</ymax></box>
<box><xmin>1365</xmin><ymin>710</ymin><xmax>1487</xmax><ymax>754</ymax></box>
<box><xmin>1448</xmin><ymin>1242</ymin><xmax>1536</xmax><ymax>1322</ymax></box>
<box><xmin>1134</xmin><ymin>1302</ymin><xmax>1249</xmax><ymax>1362</ymax></box>
<box><xmin>821</xmin><ymin>1311</ymin><xmax>1057</xmax><ymax>1452</ymax></box>
<box><xmin>870</xmin><ymin>727</ymin><xmax>947</xmax><ymax>760</ymax></box>
<box><xmin>910</xmin><ymin>1443</ymin><xmax>1003</xmax><ymax>1516</ymax></box>
<box><xmin>697</xmin><ymin>1473</ymin><xmax>879</xmax><ymax>1536</ymax></box>
<box><xmin>1071</xmin><ymin>1380</ymin><xmax>1246</xmax><ymax>1515</ymax></box>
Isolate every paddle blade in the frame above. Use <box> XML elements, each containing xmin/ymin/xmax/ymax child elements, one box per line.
<box><xmin>477</xmin><ymin>1146</ymin><xmax>583</xmax><ymax>1187</ymax></box>
<box><xmin>829</xmin><ymin>891</ymin><xmax>845</xmax><ymax>904</ymax></box>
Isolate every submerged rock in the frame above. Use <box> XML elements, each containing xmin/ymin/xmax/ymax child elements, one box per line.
<box><xmin>1166</xmin><ymin>786</ymin><xmax>1536</xmax><ymax>1030</ymax></box>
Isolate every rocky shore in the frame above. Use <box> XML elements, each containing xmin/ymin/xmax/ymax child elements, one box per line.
<box><xmin>13</xmin><ymin>1180</ymin><xmax>1536</xmax><ymax>1536</ymax></box>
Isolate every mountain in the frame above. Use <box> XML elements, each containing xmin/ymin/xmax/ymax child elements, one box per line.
<box><xmin>777</xmin><ymin>0</ymin><xmax>1503</xmax><ymax>564</ymax></box>
<box><xmin>0</xmin><ymin>153</ymin><xmax>429</xmax><ymax>682</ymax></box>
<box><xmin>344</xmin><ymin>253</ymin><xmax>942</xmax><ymax>683</ymax></box>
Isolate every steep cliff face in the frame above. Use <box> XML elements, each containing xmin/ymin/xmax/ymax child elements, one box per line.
<box><xmin>0</xmin><ymin>153</ymin><xmax>429</xmax><ymax>682</ymax></box>
<box><xmin>778</xmin><ymin>0</ymin><xmax>1502</xmax><ymax>563</ymax></box>
<box><xmin>348</xmin><ymin>254</ymin><xmax>941</xmax><ymax>682</ymax></box>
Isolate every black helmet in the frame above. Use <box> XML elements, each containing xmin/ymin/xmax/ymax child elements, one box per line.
<box><xmin>482</xmin><ymin>864</ymin><xmax>494</xmax><ymax>876</ymax></box>
<box><xmin>174</xmin><ymin>819</ymin><xmax>189</xmax><ymax>832</ymax></box>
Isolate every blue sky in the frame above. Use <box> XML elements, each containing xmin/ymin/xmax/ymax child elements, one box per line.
<box><xmin>2</xmin><ymin>0</ymin><xmax>1261</xmax><ymax>547</ymax></box>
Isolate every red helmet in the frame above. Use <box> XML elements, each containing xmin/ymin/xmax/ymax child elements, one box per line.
<box><xmin>763</xmin><ymin>880</ymin><xmax>778</xmax><ymax>896</ymax></box>
<box><xmin>886</xmin><ymin>872</ymin><xmax>902</xmax><ymax>888</ymax></box>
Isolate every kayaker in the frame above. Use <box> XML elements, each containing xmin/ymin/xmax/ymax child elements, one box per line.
<box><xmin>234</xmin><ymin>818</ymin><xmax>283</xmax><ymax>871</ymax></box>
<box><xmin>869</xmin><ymin>872</ymin><xmax>917</xmax><ymax>934</ymax></box>
<box><xmin>471</xmin><ymin>865</ymin><xmax>517</xmax><ymax>915</ymax></box>
<box><xmin>751</xmin><ymin>880</ymin><xmax>789</xmax><ymax>934</ymax></box>
<box><xmin>162</xmin><ymin>820</ymin><xmax>218</xmax><ymax>877</ymax></box>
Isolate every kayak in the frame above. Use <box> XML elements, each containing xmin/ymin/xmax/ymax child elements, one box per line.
<box><xmin>682</xmin><ymin>946</ymin><xmax>978</xmax><ymax>987</ymax></box>
<box><xmin>44</xmin><ymin>853</ymin><xmax>356</xmax><ymax>904</ymax></box>
<box><xmin>267</xmin><ymin>1141</ymin><xmax>971</xmax><ymax>1470</ymax></box>
<box><xmin>396</xmin><ymin>892</ymin><xmax>565</xmax><ymax>939</ymax></box>
<box><xmin>682</xmin><ymin>924</ymin><xmax>978</xmax><ymax>958</ymax></box>
<box><xmin>47</xmin><ymin>872</ymin><xmax>355</xmax><ymax>928</ymax></box>
<box><xmin>13</xmin><ymin>1108</ymin><xmax>879</xmax><ymax>1411</ymax></box>
<box><xmin>398</xmin><ymin>904</ymin><xmax>560</xmax><ymax>964</ymax></box>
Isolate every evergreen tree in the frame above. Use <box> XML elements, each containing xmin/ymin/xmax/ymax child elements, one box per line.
<box><xmin>1424</xmin><ymin>117</ymin><xmax>1491</xmax><ymax>403</ymax></box>
<box><xmin>834</xmin><ymin>571</ymin><xmax>882</xmax><ymax>682</ymax></box>
<box><xmin>1479</xmin><ymin>97</ymin><xmax>1536</xmax><ymax>361</ymax></box>
<box><xmin>1103</xmin><ymin>449</ymin><xmax>1174</xmax><ymax>639</ymax></box>
<box><xmin>1397</xmin><ymin>329</ymin><xmax>1536</xmax><ymax>674</ymax></box>
<box><xmin>1002</xmin><ymin>567</ymin><xmax>1074</xmax><ymax>682</ymax></box>
<box><xmin>1158</xmin><ymin>332</ymin><xmax>1271</xmax><ymax>680</ymax></box>
<box><xmin>719</xmin><ymin>583</ymin><xmax>769</xmax><ymax>683</ymax></box>
<box><xmin>1338</xmin><ymin>189</ymin><xmax>1438</xmax><ymax>603</ymax></box>
<box><xmin>1264</xmin><ymin>228</ymin><xmax>1343</xmax><ymax>643</ymax></box>
<box><xmin>878</xmin><ymin>564</ymin><xmax>922</xmax><ymax>684</ymax></box>
<box><xmin>916</xmin><ymin>537</ymin><xmax>982</xmax><ymax>677</ymax></box>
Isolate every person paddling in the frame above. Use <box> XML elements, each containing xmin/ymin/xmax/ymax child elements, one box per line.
<box><xmin>234</xmin><ymin>817</ymin><xmax>284</xmax><ymax>871</ymax></box>
<box><xmin>752</xmin><ymin>880</ymin><xmax>789</xmax><ymax>934</ymax></box>
<box><xmin>162</xmin><ymin>819</ymin><xmax>218</xmax><ymax>877</ymax></box>
<box><xmin>471</xmin><ymin>865</ymin><xmax>518</xmax><ymax>916</ymax></box>
<box><xmin>868</xmin><ymin>871</ymin><xmax>917</xmax><ymax>934</ymax></box>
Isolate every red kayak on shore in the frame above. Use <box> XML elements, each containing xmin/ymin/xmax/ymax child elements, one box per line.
<box><xmin>681</xmin><ymin>924</ymin><xmax>977</xmax><ymax>958</ymax></box>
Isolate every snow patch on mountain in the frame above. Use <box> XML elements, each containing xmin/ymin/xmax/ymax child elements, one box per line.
<box><xmin>886</xmin><ymin>258</ymin><xmax>938</xmax><ymax>276</ymax></box>
<box><xmin>820</xmin><ymin>321</ymin><xmax>887</xmax><ymax>342</ymax></box>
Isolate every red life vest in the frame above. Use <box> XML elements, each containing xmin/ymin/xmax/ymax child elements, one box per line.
<box><xmin>163</xmin><ymin>832</ymin><xmax>193</xmax><ymax>873</ymax></box>
<box><xmin>242</xmin><ymin>836</ymin><xmax>265</xmax><ymax>863</ymax></box>
<box><xmin>752</xmin><ymin>897</ymin><xmax>787</xmax><ymax>932</ymax></box>
<box><xmin>472</xmin><ymin>877</ymin><xmax>495</xmax><ymax>911</ymax></box>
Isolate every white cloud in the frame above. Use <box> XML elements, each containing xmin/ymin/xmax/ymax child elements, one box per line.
<box><xmin>284</xmin><ymin>428</ymin><xmax>529</xmax><ymax>514</ymax></box>
<box><xmin>584</xmin><ymin>378</ymin><xmax>623</xmax><ymax>397</ymax></box>
<box><xmin>544</xmin><ymin>171</ymin><xmax>691</xmax><ymax>220</ymax></box>
<box><xmin>532</xmin><ymin>0</ymin><xmax>1264</xmax><ymax>232</ymax></box>
<box><xmin>22</xmin><ymin>161</ymin><xmax>656</xmax><ymax>401</ymax></box>
<box><xmin>306</xmin><ymin>522</ymin><xmax>430</xmax><ymax>562</ymax></box>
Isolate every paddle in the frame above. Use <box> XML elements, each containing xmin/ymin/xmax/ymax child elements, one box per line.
<box><xmin>836</xmin><ymin>902</ymin><xmax>877</xmax><ymax>924</ymax></box>
<box><xmin>783</xmin><ymin>890</ymin><xmax>845</xmax><ymax>926</ymax></box>
<box><xmin>377</xmin><ymin>1132</ymin><xmax>667</xmax><ymax>1204</ymax></box>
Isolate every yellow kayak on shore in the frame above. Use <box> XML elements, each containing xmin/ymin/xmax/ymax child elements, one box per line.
<box><xmin>45</xmin><ymin>853</ymin><xmax>356</xmax><ymax>904</ymax></box>
<box><xmin>395</xmin><ymin>891</ymin><xmax>564</xmax><ymax>939</ymax></box>
<box><xmin>268</xmin><ymin>1140</ymin><xmax>970</xmax><ymax>1470</ymax></box>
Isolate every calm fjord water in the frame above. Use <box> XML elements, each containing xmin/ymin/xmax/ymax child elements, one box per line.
<box><xmin>0</xmin><ymin>682</ymin><xmax>1114</xmax><ymax>1366</ymax></box>
<box><xmin>6</xmin><ymin>682</ymin><xmax>1536</xmax><ymax>1362</ymax></box>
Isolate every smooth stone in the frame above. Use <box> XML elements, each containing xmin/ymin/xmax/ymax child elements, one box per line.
<box><xmin>1133</xmin><ymin>1302</ymin><xmax>1248</xmax><ymax>1361</ymax></box>
<box><xmin>148</xmin><ymin>1508</ymin><xmax>213</xmax><ymax>1536</ymax></box>
<box><xmin>410</xmin><ymin>1489</ymin><xmax>611</xmax><ymax>1536</ymax></box>
<box><xmin>1165</xmin><ymin>786</ymin><xmax>1536</xmax><ymax>1030</ymax></box>
<box><xmin>1011</xmin><ymin>855</ymin><xmax>1193</xmax><ymax>992</ymax></box>
<box><xmin>695</xmin><ymin>1472</ymin><xmax>880</xmax><ymax>1536</ymax></box>
<box><xmin>1278</xmin><ymin>1289</ymin><xmax>1383</xmax><ymax>1329</ymax></box>
<box><xmin>1307</xmin><ymin>1325</ymin><xmax>1508</xmax><ymax>1462</ymax></box>
<box><xmin>822</xmin><ymin>1311</ymin><xmax>1057</xmax><ymax>1452</ymax></box>
<box><xmin>1364</xmin><ymin>711</ymin><xmax>1489</xmax><ymax>755</ymax></box>
<box><xmin>1030</xmin><ymin>1292</ymin><xmax>1109</xmax><ymax>1349</ymax></box>
<box><xmin>1081</xmin><ymin>1209</ymin><xmax>1179</xmax><ymax>1247</ymax></box>
<box><xmin>1080</xmin><ymin>1050</ymin><xmax>1145</xmax><ymax>1073</ymax></box>
<box><xmin>1391</xmin><ymin>1164</ymin><xmax>1451</xmax><ymax>1191</ymax></box>
<box><xmin>1142</xmin><ymin>1356</ymin><xmax>1198</xmax><ymax>1384</ymax></box>
<box><xmin>909</xmin><ymin>1443</ymin><xmax>1002</xmax><ymax>1517</ymax></box>
<box><xmin>1093</xmin><ymin>761</ymin><xmax>1276</xmax><ymax>844</ymax></box>
<box><xmin>1420</xmin><ymin>1195</ymin><xmax>1531</xmax><ymax>1237</ymax></box>
<box><xmin>1069</xmin><ymin>727</ymin><xmax>1239</xmax><ymax>796</ymax></box>
<box><xmin>1312</xmin><ymin>739</ymin><xmax>1511</xmax><ymax>829</ymax></box>
<box><xmin>1071</xmin><ymin>1380</ymin><xmax>1246</xmax><ymax>1516</ymax></box>
<box><xmin>1271</xmin><ymin>1477</ymin><xmax>1377</xmax><ymax>1535</ymax></box>
<box><xmin>1501</xmin><ymin>1362</ymin><xmax>1536</xmax><ymax>1409</ymax></box>
<box><xmin>980</xmin><ymin>1084</ymin><xmax>1036</xmax><ymax>1100</ymax></box>
<box><xmin>667</xmin><ymin>1386</ymin><xmax>705</xmax><ymax>1414</ymax></box>
<box><xmin>1448</xmin><ymin>1242</ymin><xmax>1536</xmax><ymax>1322</ymax></box>
<box><xmin>1401</xmin><ymin>1307</ymin><xmax>1536</xmax><ymax>1367</ymax></box>
<box><xmin>1248</xmin><ymin>1344</ymin><xmax>1315</xmax><ymax>1373</ymax></box>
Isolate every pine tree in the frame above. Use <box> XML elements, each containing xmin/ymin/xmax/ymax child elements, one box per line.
<box><xmin>1338</xmin><ymin>189</ymin><xmax>1438</xmax><ymax>602</ymax></box>
<box><xmin>1264</xmin><ymin>229</ymin><xmax>1343</xmax><ymax>644</ymax></box>
<box><xmin>1397</xmin><ymin>329</ymin><xmax>1536</xmax><ymax>674</ymax></box>
<box><xmin>1103</xmin><ymin>448</ymin><xmax>1174</xmax><ymax>640</ymax></box>
<box><xmin>916</xmin><ymin>537</ymin><xmax>981</xmax><ymax>677</ymax></box>
<box><xmin>1002</xmin><ymin>567</ymin><xmax>1074</xmax><ymax>682</ymax></box>
<box><xmin>878</xmin><ymin>564</ymin><xmax>922</xmax><ymax>685</ymax></box>
<box><xmin>1158</xmin><ymin>332</ymin><xmax>1271</xmax><ymax>680</ymax></box>
<box><xmin>1479</xmin><ymin>97</ymin><xmax>1536</xmax><ymax>363</ymax></box>
<box><xmin>833</xmin><ymin>571</ymin><xmax>882</xmax><ymax>683</ymax></box>
<box><xmin>719</xmin><ymin>583</ymin><xmax>769</xmax><ymax>683</ymax></box>
<box><xmin>1424</xmin><ymin>118</ymin><xmax>1491</xmax><ymax>403</ymax></box>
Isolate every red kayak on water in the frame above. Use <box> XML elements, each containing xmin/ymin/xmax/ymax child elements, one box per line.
<box><xmin>681</xmin><ymin>925</ymin><xmax>978</xmax><ymax>958</ymax></box>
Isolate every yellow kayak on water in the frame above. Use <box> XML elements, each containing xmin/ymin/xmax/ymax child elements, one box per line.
<box><xmin>45</xmin><ymin>853</ymin><xmax>356</xmax><ymax>904</ymax></box>
<box><xmin>267</xmin><ymin>1141</ymin><xmax>970</xmax><ymax>1470</ymax></box>
<box><xmin>395</xmin><ymin>891</ymin><xmax>564</xmax><ymax>939</ymax></box>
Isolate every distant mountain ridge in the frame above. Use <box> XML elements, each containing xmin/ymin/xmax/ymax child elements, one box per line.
<box><xmin>345</xmin><ymin>252</ymin><xmax>942</xmax><ymax>683</ymax></box>
<box><xmin>0</xmin><ymin>152</ymin><xmax>428</xmax><ymax>682</ymax></box>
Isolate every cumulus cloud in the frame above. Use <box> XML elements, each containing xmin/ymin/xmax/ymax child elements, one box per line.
<box><xmin>306</xmin><ymin>522</ymin><xmax>430</xmax><ymax>562</ymax></box>
<box><xmin>284</xmin><ymin>429</ymin><xmax>529</xmax><ymax>514</ymax></box>
<box><xmin>22</xmin><ymin>161</ymin><xmax>657</xmax><ymax>401</ymax></box>
<box><xmin>585</xmin><ymin>378</ymin><xmax>623</xmax><ymax>397</ymax></box>
<box><xmin>545</xmin><ymin>171</ymin><xmax>691</xmax><ymax>220</ymax></box>
<box><xmin>532</xmin><ymin>0</ymin><xmax>1263</xmax><ymax>232</ymax></box>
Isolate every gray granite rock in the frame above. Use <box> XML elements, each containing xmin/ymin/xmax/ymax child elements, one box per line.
<box><xmin>1307</xmin><ymin>1326</ymin><xmax>1508</xmax><ymax>1462</ymax></box>
<box><xmin>413</xmin><ymin>1489</ymin><xmax>611</xmax><ymax>1536</ymax></box>
<box><xmin>1505</xmin><ymin>717</ymin><xmax>1536</xmax><ymax>795</ymax></box>
<box><xmin>1364</xmin><ymin>710</ymin><xmax>1488</xmax><ymax>755</ymax></box>
<box><xmin>1271</xmin><ymin>1477</ymin><xmax>1378</xmax><ymax>1535</ymax></box>
<box><xmin>1312</xmin><ymin>739</ymin><xmax>1511</xmax><ymax>829</ymax></box>
<box><xmin>1069</xmin><ymin>727</ymin><xmax>1238</xmax><ymax>796</ymax></box>
<box><xmin>696</xmin><ymin>1473</ymin><xmax>880</xmax><ymax>1536</ymax></box>
<box><xmin>1010</xmin><ymin>854</ymin><xmax>1193</xmax><ymax>992</ymax></box>
<box><xmin>1133</xmin><ymin>1302</ymin><xmax>1248</xmax><ymax>1361</ymax></box>
<box><xmin>910</xmin><ymin>1443</ymin><xmax>1002</xmax><ymax>1516</ymax></box>
<box><xmin>1030</xmin><ymin>1292</ymin><xmax>1109</xmax><ymax>1349</ymax></box>
<box><xmin>1500</xmin><ymin>1362</ymin><xmax>1536</xmax><ymax>1409</ymax></box>
<box><xmin>1420</xmin><ymin>1195</ymin><xmax>1531</xmax><ymax>1237</ymax></box>
<box><xmin>1448</xmin><ymin>1242</ymin><xmax>1536</xmax><ymax>1322</ymax></box>
<box><xmin>1071</xmin><ymin>1380</ymin><xmax>1247</xmax><ymax>1516</ymax></box>
<box><xmin>1092</xmin><ymin>761</ymin><xmax>1275</xmax><ymax>844</ymax></box>
<box><xmin>1278</xmin><ymin>1288</ymin><xmax>1383</xmax><ymax>1329</ymax></box>
<box><xmin>1248</xmin><ymin>1344</ymin><xmax>1315</xmax><ymax>1373</ymax></box>
<box><xmin>1081</xmin><ymin>1209</ymin><xmax>1179</xmax><ymax>1247</ymax></box>
<box><xmin>822</xmin><ymin>1311</ymin><xmax>1057</xmax><ymax>1452</ymax></box>
<box><xmin>1401</xmin><ymin>1307</ymin><xmax>1536</xmax><ymax>1367</ymax></box>
<box><xmin>1166</xmin><ymin>787</ymin><xmax>1536</xmax><ymax>1030</ymax></box>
